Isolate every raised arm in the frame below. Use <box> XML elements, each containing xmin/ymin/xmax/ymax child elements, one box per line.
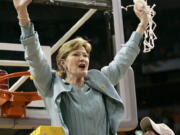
<box><xmin>13</xmin><ymin>0</ymin><xmax>53</xmax><ymax>96</ymax></box>
<box><xmin>101</xmin><ymin>3</ymin><xmax>148</xmax><ymax>85</ymax></box>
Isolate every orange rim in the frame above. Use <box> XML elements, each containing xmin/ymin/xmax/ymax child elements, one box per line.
<box><xmin>0</xmin><ymin>71</ymin><xmax>30</xmax><ymax>82</ymax></box>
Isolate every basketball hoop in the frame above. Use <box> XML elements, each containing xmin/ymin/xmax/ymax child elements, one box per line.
<box><xmin>0</xmin><ymin>71</ymin><xmax>41</xmax><ymax>118</ymax></box>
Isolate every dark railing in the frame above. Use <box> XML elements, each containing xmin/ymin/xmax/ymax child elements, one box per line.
<box><xmin>3</xmin><ymin>0</ymin><xmax>112</xmax><ymax>10</ymax></box>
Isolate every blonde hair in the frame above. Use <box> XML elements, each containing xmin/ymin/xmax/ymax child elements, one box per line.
<box><xmin>56</xmin><ymin>37</ymin><xmax>92</xmax><ymax>79</ymax></box>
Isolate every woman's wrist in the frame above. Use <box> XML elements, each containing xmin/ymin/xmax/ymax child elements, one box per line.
<box><xmin>138</xmin><ymin>22</ymin><xmax>148</xmax><ymax>30</ymax></box>
<box><xmin>17</xmin><ymin>8</ymin><xmax>30</xmax><ymax>25</ymax></box>
<box><xmin>20</xmin><ymin>22</ymin><xmax>34</xmax><ymax>39</ymax></box>
<box><xmin>136</xmin><ymin>22</ymin><xmax>148</xmax><ymax>34</ymax></box>
<box><xmin>18</xmin><ymin>16</ymin><xmax>30</xmax><ymax>26</ymax></box>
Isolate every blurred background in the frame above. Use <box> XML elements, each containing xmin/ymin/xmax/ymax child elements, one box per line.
<box><xmin>0</xmin><ymin>0</ymin><xmax>180</xmax><ymax>134</ymax></box>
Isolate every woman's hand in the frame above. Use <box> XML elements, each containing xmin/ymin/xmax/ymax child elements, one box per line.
<box><xmin>134</xmin><ymin>0</ymin><xmax>149</xmax><ymax>34</ymax></box>
<box><xmin>13</xmin><ymin>0</ymin><xmax>32</xmax><ymax>25</ymax></box>
<box><xmin>13</xmin><ymin>0</ymin><xmax>32</xmax><ymax>12</ymax></box>
<box><xmin>134</xmin><ymin>0</ymin><xmax>149</xmax><ymax>25</ymax></box>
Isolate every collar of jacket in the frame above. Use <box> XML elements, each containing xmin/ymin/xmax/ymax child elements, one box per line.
<box><xmin>85</xmin><ymin>69</ymin><xmax>123</xmax><ymax>103</ymax></box>
<box><xmin>53</xmin><ymin>69</ymin><xmax>123</xmax><ymax>104</ymax></box>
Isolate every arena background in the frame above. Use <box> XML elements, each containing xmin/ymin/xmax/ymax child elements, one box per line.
<box><xmin>0</xmin><ymin>0</ymin><xmax>180</xmax><ymax>134</ymax></box>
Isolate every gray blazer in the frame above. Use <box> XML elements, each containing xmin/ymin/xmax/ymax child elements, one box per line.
<box><xmin>21</xmin><ymin>28</ymin><xmax>142</xmax><ymax>135</ymax></box>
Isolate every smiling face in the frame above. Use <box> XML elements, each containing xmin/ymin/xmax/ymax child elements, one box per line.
<box><xmin>56</xmin><ymin>37</ymin><xmax>91</xmax><ymax>79</ymax></box>
<box><xmin>61</xmin><ymin>47</ymin><xmax>89</xmax><ymax>79</ymax></box>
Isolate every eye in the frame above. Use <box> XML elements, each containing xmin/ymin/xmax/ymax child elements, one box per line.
<box><xmin>83</xmin><ymin>54</ymin><xmax>88</xmax><ymax>57</ymax></box>
<box><xmin>72</xmin><ymin>53</ymin><xmax>80</xmax><ymax>56</ymax></box>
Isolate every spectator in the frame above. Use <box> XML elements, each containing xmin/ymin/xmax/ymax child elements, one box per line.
<box><xmin>140</xmin><ymin>117</ymin><xmax>175</xmax><ymax>135</ymax></box>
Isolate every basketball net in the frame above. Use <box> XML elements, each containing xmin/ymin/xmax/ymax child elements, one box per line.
<box><xmin>121</xmin><ymin>0</ymin><xmax>157</xmax><ymax>53</ymax></box>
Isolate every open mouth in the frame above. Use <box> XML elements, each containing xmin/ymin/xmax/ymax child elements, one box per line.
<box><xmin>78</xmin><ymin>64</ymin><xmax>86</xmax><ymax>69</ymax></box>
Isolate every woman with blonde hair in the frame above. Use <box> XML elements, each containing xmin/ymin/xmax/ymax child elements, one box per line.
<box><xmin>13</xmin><ymin>0</ymin><xmax>149</xmax><ymax>135</ymax></box>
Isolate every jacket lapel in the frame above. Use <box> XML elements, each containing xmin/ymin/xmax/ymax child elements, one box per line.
<box><xmin>52</xmin><ymin>72</ymin><xmax>72</xmax><ymax>103</ymax></box>
<box><xmin>85</xmin><ymin>69</ymin><xmax>123</xmax><ymax>103</ymax></box>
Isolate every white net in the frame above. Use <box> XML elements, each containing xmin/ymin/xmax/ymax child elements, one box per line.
<box><xmin>121</xmin><ymin>0</ymin><xmax>157</xmax><ymax>53</ymax></box>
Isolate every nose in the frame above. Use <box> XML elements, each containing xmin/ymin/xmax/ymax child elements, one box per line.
<box><xmin>80</xmin><ymin>55</ymin><xmax>88</xmax><ymax>62</ymax></box>
<box><xmin>80</xmin><ymin>55</ymin><xmax>84</xmax><ymax>61</ymax></box>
